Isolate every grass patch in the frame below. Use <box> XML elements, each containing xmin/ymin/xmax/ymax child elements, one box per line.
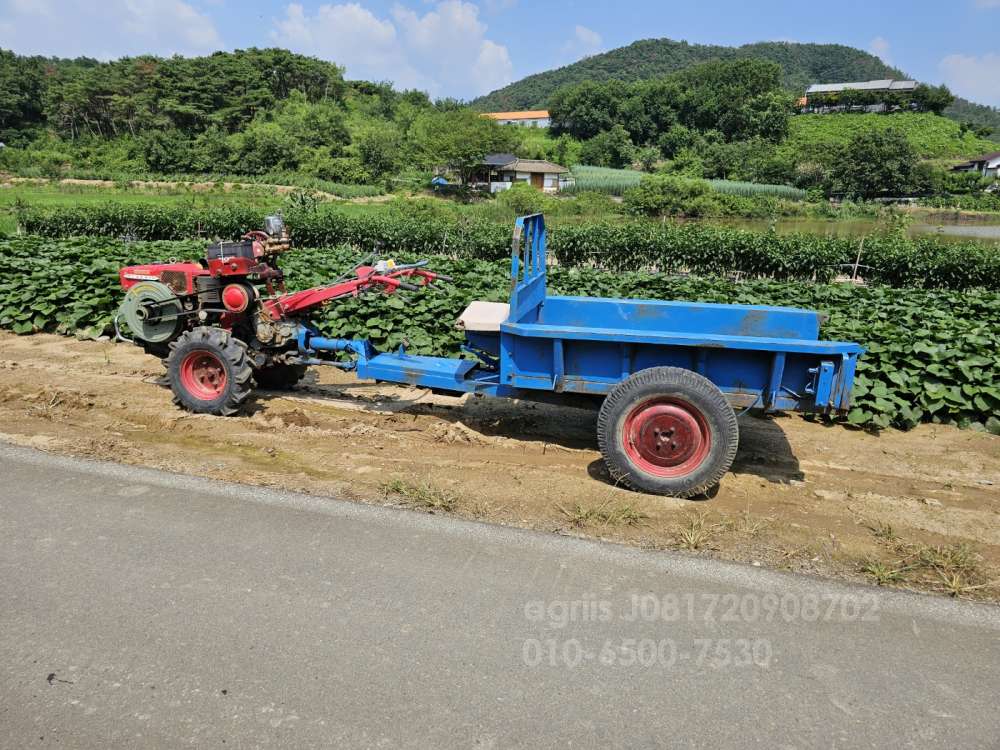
<box><xmin>861</xmin><ymin>560</ymin><xmax>907</xmax><ymax>585</ymax></box>
<box><xmin>676</xmin><ymin>511</ymin><xmax>723</xmax><ymax>550</ymax></box>
<box><xmin>381</xmin><ymin>479</ymin><xmax>459</xmax><ymax>513</ymax></box>
<box><xmin>859</xmin><ymin>538</ymin><xmax>997</xmax><ymax>597</ymax></box>
<box><xmin>735</xmin><ymin>508</ymin><xmax>770</xmax><ymax>537</ymax></box>
<box><xmin>867</xmin><ymin>520</ymin><xmax>898</xmax><ymax>543</ymax></box>
<box><xmin>557</xmin><ymin>500</ymin><xmax>649</xmax><ymax>528</ymax></box>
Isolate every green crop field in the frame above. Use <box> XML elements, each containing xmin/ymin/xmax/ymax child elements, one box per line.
<box><xmin>0</xmin><ymin>236</ymin><xmax>997</xmax><ymax>433</ymax></box>
<box><xmin>15</xmin><ymin>202</ymin><xmax>1000</xmax><ymax>289</ymax></box>
<box><xmin>565</xmin><ymin>166</ymin><xmax>806</xmax><ymax>200</ymax></box>
<box><xmin>564</xmin><ymin>166</ymin><xmax>643</xmax><ymax>196</ymax></box>
<box><xmin>784</xmin><ymin>112</ymin><xmax>996</xmax><ymax>161</ymax></box>
<box><xmin>0</xmin><ymin>181</ymin><xmax>287</xmax><ymax>237</ymax></box>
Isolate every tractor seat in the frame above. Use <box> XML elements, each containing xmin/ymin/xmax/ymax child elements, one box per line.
<box><xmin>456</xmin><ymin>301</ymin><xmax>510</xmax><ymax>332</ymax></box>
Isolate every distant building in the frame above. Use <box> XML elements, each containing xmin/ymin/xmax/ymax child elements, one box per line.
<box><xmin>952</xmin><ymin>151</ymin><xmax>1000</xmax><ymax>179</ymax></box>
<box><xmin>803</xmin><ymin>79</ymin><xmax>919</xmax><ymax>114</ymax></box>
<box><xmin>483</xmin><ymin>110</ymin><xmax>551</xmax><ymax>128</ymax></box>
<box><xmin>469</xmin><ymin>153</ymin><xmax>569</xmax><ymax>193</ymax></box>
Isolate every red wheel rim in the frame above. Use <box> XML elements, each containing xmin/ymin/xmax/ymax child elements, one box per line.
<box><xmin>179</xmin><ymin>350</ymin><xmax>227</xmax><ymax>400</ymax></box>
<box><xmin>622</xmin><ymin>398</ymin><xmax>711</xmax><ymax>477</ymax></box>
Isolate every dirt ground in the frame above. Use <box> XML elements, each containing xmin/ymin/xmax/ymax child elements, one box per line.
<box><xmin>1</xmin><ymin>331</ymin><xmax>998</xmax><ymax>600</ymax></box>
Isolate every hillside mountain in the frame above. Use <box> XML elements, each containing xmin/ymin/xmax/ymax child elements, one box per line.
<box><xmin>471</xmin><ymin>38</ymin><xmax>1000</xmax><ymax>138</ymax></box>
<box><xmin>472</xmin><ymin>40</ymin><xmax>904</xmax><ymax>110</ymax></box>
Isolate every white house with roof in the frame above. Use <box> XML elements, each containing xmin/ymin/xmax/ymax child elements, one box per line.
<box><xmin>952</xmin><ymin>151</ymin><xmax>1000</xmax><ymax>179</ymax></box>
<box><xmin>482</xmin><ymin>110</ymin><xmax>551</xmax><ymax>128</ymax></box>
<box><xmin>468</xmin><ymin>153</ymin><xmax>569</xmax><ymax>193</ymax></box>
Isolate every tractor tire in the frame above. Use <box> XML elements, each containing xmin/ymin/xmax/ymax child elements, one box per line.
<box><xmin>166</xmin><ymin>327</ymin><xmax>254</xmax><ymax>416</ymax></box>
<box><xmin>254</xmin><ymin>364</ymin><xmax>308</xmax><ymax>390</ymax></box>
<box><xmin>597</xmin><ymin>367</ymin><xmax>739</xmax><ymax>498</ymax></box>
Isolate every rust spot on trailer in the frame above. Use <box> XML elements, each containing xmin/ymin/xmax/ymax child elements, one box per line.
<box><xmin>632</xmin><ymin>302</ymin><xmax>662</xmax><ymax>320</ymax></box>
<box><xmin>401</xmin><ymin>367</ymin><xmax>424</xmax><ymax>385</ymax></box>
<box><xmin>737</xmin><ymin>310</ymin><xmax>769</xmax><ymax>337</ymax></box>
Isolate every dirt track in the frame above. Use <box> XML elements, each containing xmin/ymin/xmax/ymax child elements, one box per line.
<box><xmin>1</xmin><ymin>331</ymin><xmax>998</xmax><ymax>599</ymax></box>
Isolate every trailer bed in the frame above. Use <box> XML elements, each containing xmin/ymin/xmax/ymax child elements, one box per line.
<box><xmin>355</xmin><ymin>215</ymin><xmax>862</xmax><ymax>414</ymax></box>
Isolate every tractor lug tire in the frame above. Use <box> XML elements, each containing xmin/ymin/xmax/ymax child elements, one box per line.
<box><xmin>166</xmin><ymin>327</ymin><xmax>254</xmax><ymax>416</ymax></box>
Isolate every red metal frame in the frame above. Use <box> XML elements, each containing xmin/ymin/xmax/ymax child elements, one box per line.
<box><xmin>262</xmin><ymin>266</ymin><xmax>446</xmax><ymax>320</ymax></box>
<box><xmin>119</xmin><ymin>262</ymin><xmax>207</xmax><ymax>293</ymax></box>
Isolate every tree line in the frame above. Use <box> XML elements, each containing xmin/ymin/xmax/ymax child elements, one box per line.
<box><xmin>0</xmin><ymin>46</ymin><xmax>984</xmax><ymax>201</ymax></box>
<box><xmin>548</xmin><ymin>59</ymin><xmax>793</xmax><ymax>170</ymax></box>
<box><xmin>0</xmin><ymin>48</ymin><xmax>550</xmax><ymax>185</ymax></box>
<box><xmin>546</xmin><ymin>58</ymin><xmax>974</xmax><ymax>199</ymax></box>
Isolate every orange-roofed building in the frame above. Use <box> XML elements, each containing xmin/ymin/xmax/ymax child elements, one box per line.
<box><xmin>483</xmin><ymin>110</ymin><xmax>551</xmax><ymax>128</ymax></box>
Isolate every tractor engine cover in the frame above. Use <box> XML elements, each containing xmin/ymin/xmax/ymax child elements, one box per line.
<box><xmin>118</xmin><ymin>280</ymin><xmax>184</xmax><ymax>344</ymax></box>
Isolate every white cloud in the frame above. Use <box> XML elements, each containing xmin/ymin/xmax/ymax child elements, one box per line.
<box><xmin>275</xmin><ymin>3</ymin><xmax>397</xmax><ymax>71</ymax></box>
<box><xmin>0</xmin><ymin>0</ymin><xmax>222</xmax><ymax>58</ymax></box>
<box><xmin>473</xmin><ymin>40</ymin><xmax>514</xmax><ymax>94</ymax></box>
<box><xmin>561</xmin><ymin>24</ymin><xmax>603</xmax><ymax>60</ymax></box>
<box><xmin>272</xmin><ymin>1</ymin><xmax>513</xmax><ymax>98</ymax></box>
<box><xmin>869</xmin><ymin>36</ymin><xmax>892</xmax><ymax>65</ymax></box>
<box><xmin>940</xmin><ymin>53</ymin><xmax>1000</xmax><ymax>107</ymax></box>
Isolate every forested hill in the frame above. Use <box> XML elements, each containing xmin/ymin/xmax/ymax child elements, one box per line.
<box><xmin>0</xmin><ymin>48</ymin><xmax>349</xmax><ymax>143</ymax></box>
<box><xmin>471</xmin><ymin>38</ymin><xmax>1000</xmax><ymax>137</ymax></box>
<box><xmin>471</xmin><ymin>40</ymin><xmax>904</xmax><ymax>110</ymax></box>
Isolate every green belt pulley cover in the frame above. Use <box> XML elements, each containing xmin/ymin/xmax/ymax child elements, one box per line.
<box><xmin>118</xmin><ymin>281</ymin><xmax>184</xmax><ymax>343</ymax></box>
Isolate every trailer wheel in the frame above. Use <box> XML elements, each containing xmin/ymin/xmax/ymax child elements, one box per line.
<box><xmin>167</xmin><ymin>327</ymin><xmax>254</xmax><ymax>416</ymax></box>
<box><xmin>254</xmin><ymin>364</ymin><xmax>308</xmax><ymax>390</ymax></box>
<box><xmin>597</xmin><ymin>367</ymin><xmax>738</xmax><ymax>497</ymax></box>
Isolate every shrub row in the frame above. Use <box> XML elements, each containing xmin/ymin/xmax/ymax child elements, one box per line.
<box><xmin>919</xmin><ymin>193</ymin><xmax>1000</xmax><ymax>212</ymax></box>
<box><xmin>15</xmin><ymin>203</ymin><xmax>1000</xmax><ymax>289</ymax></box>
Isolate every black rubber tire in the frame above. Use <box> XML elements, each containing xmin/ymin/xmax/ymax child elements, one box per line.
<box><xmin>166</xmin><ymin>327</ymin><xmax>254</xmax><ymax>416</ymax></box>
<box><xmin>254</xmin><ymin>364</ymin><xmax>308</xmax><ymax>390</ymax></box>
<box><xmin>597</xmin><ymin>367</ymin><xmax>739</xmax><ymax>497</ymax></box>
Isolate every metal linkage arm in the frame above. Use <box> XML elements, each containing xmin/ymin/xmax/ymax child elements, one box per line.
<box><xmin>262</xmin><ymin>263</ymin><xmax>449</xmax><ymax>320</ymax></box>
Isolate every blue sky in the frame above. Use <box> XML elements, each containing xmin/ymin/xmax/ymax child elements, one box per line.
<box><xmin>1</xmin><ymin>0</ymin><xmax>999</xmax><ymax>105</ymax></box>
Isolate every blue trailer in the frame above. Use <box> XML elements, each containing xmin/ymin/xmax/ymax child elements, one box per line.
<box><xmin>293</xmin><ymin>214</ymin><xmax>863</xmax><ymax>497</ymax></box>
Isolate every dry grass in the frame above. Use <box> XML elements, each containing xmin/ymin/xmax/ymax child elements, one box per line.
<box><xmin>859</xmin><ymin>538</ymin><xmax>998</xmax><ymax>597</ymax></box>
<box><xmin>867</xmin><ymin>520</ymin><xmax>898</xmax><ymax>543</ymax></box>
<box><xmin>860</xmin><ymin>560</ymin><xmax>907</xmax><ymax>586</ymax></box>
<box><xmin>25</xmin><ymin>389</ymin><xmax>66</xmax><ymax>420</ymax></box>
<box><xmin>735</xmin><ymin>508</ymin><xmax>770</xmax><ymax>537</ymax></box>
<box><xmin>676</xmin><ymin>511</ymin><xmax>722</xmax><ymax>550</ymax></box>
<box><xmin>557</xmin><ymin>500</ymin><xmax>649</xmax><ymax>529</ymax></box>
<box><xmin>381</xmin><ymin>479</ymin><xmax>459</xmax><ymax>513</ymax></box>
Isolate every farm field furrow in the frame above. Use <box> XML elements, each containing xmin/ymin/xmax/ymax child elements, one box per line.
<box><xmin>0</xmin><ymin>331</ymin><xmax>997</xmax><ymax>600</ymax></box>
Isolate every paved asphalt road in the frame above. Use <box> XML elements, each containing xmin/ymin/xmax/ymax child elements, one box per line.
<box><xmin>1</xmin><ymin>443</ymin><xmax>998</xmax><ymax>749</ymax></box>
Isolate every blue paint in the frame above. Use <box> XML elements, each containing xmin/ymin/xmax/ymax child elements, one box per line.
<box><xmin>300</xmin><ymin>214</ymin><xmax>864</xmax><ymax>414</ymax></box>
